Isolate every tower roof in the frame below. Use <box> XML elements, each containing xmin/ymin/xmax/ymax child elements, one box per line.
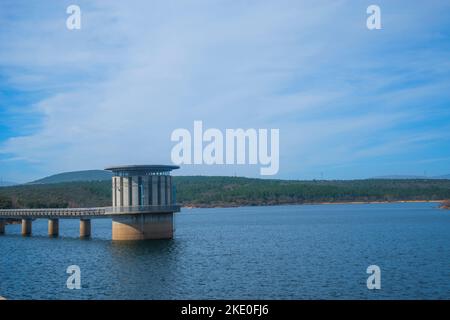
<box><xmin>105</xmin><ymin>165</ymin><xmax>179</xmax><ymax>174</ymax></box>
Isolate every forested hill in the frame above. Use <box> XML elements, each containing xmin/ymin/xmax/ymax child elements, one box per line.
<box><xmin>1</xmin><ymin>176</ymin><xmax>450</xmax><ymax>209</ymax></box>
<box><xmin>31</xmin><ymin>170</ymin><xmax>112</xmax><ymax>184</ymax></box>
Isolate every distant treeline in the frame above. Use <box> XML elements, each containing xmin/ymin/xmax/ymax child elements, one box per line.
<box><xmin>0</xmin><ymin>181</ymin><xmax>110</xmax><ymax>209</ymax></box>
<box><xmin>1</xmin><ymin>176</ymin><xmax>450</xmax><ymax>209</ymax></box>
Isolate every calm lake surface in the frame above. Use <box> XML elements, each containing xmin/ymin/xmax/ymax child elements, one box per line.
<box><xmin>0</xmin><ymin>202</ymin><xmax>449</xmax><ymax>299</ymax></box>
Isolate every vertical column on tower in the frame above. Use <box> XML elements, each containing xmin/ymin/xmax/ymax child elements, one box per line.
<box><xmin>142</xmin><ymin>175</ymin><xmax>150</xmax><ymax>206</ymax></box>
<box><xmin>131</xmin><ymin>176</ymin><xmax>139</xmax><ymax>207</ymax></box>
<box><xmin>166</xmin><ymin>175</ymin><xmax>172</xmax><ymax>205</ymax></box>
<box><xmin>123</xmin><ymin>176</ymin><xmax>130</xmax><ymax>207</ymax></box>
<box><xmin>112</xmin><ymin>176</ymin><xmax>117</xmax><ymax>207</ymax></box>
<box><xmin>151</xmin><ymin>175</ymin><xmax>159</xmax><ymax>205</ymax></box>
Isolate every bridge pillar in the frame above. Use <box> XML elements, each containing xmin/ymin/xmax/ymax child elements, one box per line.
<box><xmin>21</xmin><ymin>219</ymin><xmax>32</xmax><ymax>236</ymax></box>
<box><xmin>112</xmin><ymin>213</ymin><xmax>173</xmax><ymax>240</ymax></box>
<box><xmin>48</xmin><ymin>219</ymin><xmax>59</xmax><ymax>237</ymax></box>
<box><xmin>80</xmin><ymin>219</ymin><xmax>91</xmax><ymax>238</ymax></box>
<box><xmin>0</xmin><ymin>219</ymin><xmax>5</xmax><ymax>235</ymax></box>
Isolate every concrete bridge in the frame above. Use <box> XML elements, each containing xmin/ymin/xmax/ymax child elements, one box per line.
<box><xmin>0</xmin><ymin>165</ymin><xmax>180</xmax><ymax>240</ymax></box>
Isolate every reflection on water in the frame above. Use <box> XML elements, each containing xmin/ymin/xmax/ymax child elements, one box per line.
<box><xmin>0</xmin><ymin>203</ymin><xmax>449</xmax><ymax>299</ymax></box>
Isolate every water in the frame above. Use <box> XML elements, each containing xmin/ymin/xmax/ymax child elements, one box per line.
<box><xmin>0</xmin><ymin>202</ymin><xmax>449</xmax><ymax>299</ymax></box>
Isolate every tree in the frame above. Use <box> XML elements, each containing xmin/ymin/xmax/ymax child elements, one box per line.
<box><xmin>0</xmin><ymin>196</ymin><xmax>13</xmax><ymax>209</ymax></box>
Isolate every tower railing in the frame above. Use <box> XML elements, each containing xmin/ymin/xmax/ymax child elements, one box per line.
<box><xmin>106</xmin><ymin>205</ymin><xmax>180</xmax><ymax>214</ymax></box>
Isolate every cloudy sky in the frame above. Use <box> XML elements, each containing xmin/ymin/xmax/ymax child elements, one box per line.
<box><xmin>0</xmin><ymin>0</ymin><xmax>449</xmax><ymax>182</ymax></box>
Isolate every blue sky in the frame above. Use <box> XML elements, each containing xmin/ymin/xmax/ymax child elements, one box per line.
<box><xmin>0</xmin><ymin>0</ymin><xmax>450</xmax><ymax>182</ymax></box>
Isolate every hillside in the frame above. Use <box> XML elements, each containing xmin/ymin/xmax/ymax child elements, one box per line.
<box><xmin>373</xmin><ymin>174</ymin><xmax>450</xmax><ymax>179</ymax></box>
<box><xmin>30</xmin><ymin>170</ymin><xmax>112</xmax><ymax>184</ymax></box>
<box><xmin>27</xmin><ymin>169</ymin><xmax>450</xmax><ymax>184</ymax></box>
<box><xmin>174</xmin><ymin>176</ymin><xmax>450</xmax><ymax>207</ymax></box>
<box><xmin>1</xmin><ymin>176</ymin><xmax>450</xmax><ymax>209</ymax></box>
<box><xmin>435</xmin><ymin>174</ymin><xmax>450</xmax><ymax>179</ymax></box>
<box><xmin>0</xmin><ymin>180</ymin><xmax>17</xmax><ymax>187</ymax></box>
<box><xmin>0</xmin><ymin>181</ymin><xmax>111</xmax><ymax>209</ymax></box>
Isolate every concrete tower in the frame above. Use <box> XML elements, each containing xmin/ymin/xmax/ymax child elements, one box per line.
<box><xmin>105</xmin><ymin>165</ymin><xmax>180</xmax><ymax>240</ymax></box>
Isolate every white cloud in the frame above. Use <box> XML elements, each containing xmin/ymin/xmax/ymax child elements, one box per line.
<box><xmin>0</xmin><ymin>0</ymin><xmax>449</xmax><ymax>180</ymax></box>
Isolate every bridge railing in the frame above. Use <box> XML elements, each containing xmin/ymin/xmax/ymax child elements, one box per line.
<box><xmin>0</xmin><ymin>207</ymin><xmax>107</xmax><ymax>218</ymax></box>
<box><xmin>0</xmin><ymin>205</ymin><xmax>180</xmax><ymax>218</ymax></box>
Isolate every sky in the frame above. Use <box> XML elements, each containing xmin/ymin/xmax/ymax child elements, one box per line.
<box><xmin>0</xmin><ymin>0</ymin><xmax>450</xmax><ymax>183</ymax></box>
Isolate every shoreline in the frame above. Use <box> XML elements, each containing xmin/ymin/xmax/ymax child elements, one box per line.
<box><xmin>440</xmin><ymin>200</ymin><xmax>450</xmax><ymax>210</ymax></box>
<box><xmin>181</xmin><ymin>199</ymin><xmax>446</xmax><ymax>209</ymax></box>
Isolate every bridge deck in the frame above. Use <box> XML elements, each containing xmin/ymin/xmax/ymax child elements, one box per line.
<box><xmin>0</xmin><ymin>205</ymin><xmax>180</xmax><ymax>219</ymax></box>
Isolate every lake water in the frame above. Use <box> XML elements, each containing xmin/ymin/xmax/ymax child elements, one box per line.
<box><xmin>0</xmin><ymin>202</ymin><xmax>449</xmax><ymax>300</ymax></box>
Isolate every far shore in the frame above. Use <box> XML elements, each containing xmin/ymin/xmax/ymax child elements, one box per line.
<box><xmin>440</xmin><ymin>200</ymin><xmax>450</xmax><ymax>210</ymax></box>
<box><xmin>181</xmin><ymin>199</ymin><xmax>447</xmax><ymax>209</ymax></box>
<box><xmin>2</xmin><ymin>200</ymin><xmax>447</xmax><ymax>214</ymax></box>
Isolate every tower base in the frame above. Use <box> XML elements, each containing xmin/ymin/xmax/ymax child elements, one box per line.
<box><xmin>112</xmin><ymin>213</ymin><xmax>173</xmax><ymax>240</ymax></box>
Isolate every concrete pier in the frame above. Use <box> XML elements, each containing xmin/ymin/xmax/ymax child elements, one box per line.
<box><xmin>80</xmin><ymin>219</ymin><xmax>91</xmax><ymax>238</ymax></box>
<box><xmin>48</xmin><ymin>219</ymin><xmax>59</xmax><ymax>237</ymax></box>
<box><xmin>0</xmin><ymin>220</ymin><xmax>5</xmax><ymax>235</ymax></box>
<box><xmin>21</xmin><ymin>219</ymin><xmax>32</xmax><ymax>236</ymax></box>
<box><xmin>112</xmin><ymin>213</ymin><xmax>173</xmax><ymax>240</ymax></box>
